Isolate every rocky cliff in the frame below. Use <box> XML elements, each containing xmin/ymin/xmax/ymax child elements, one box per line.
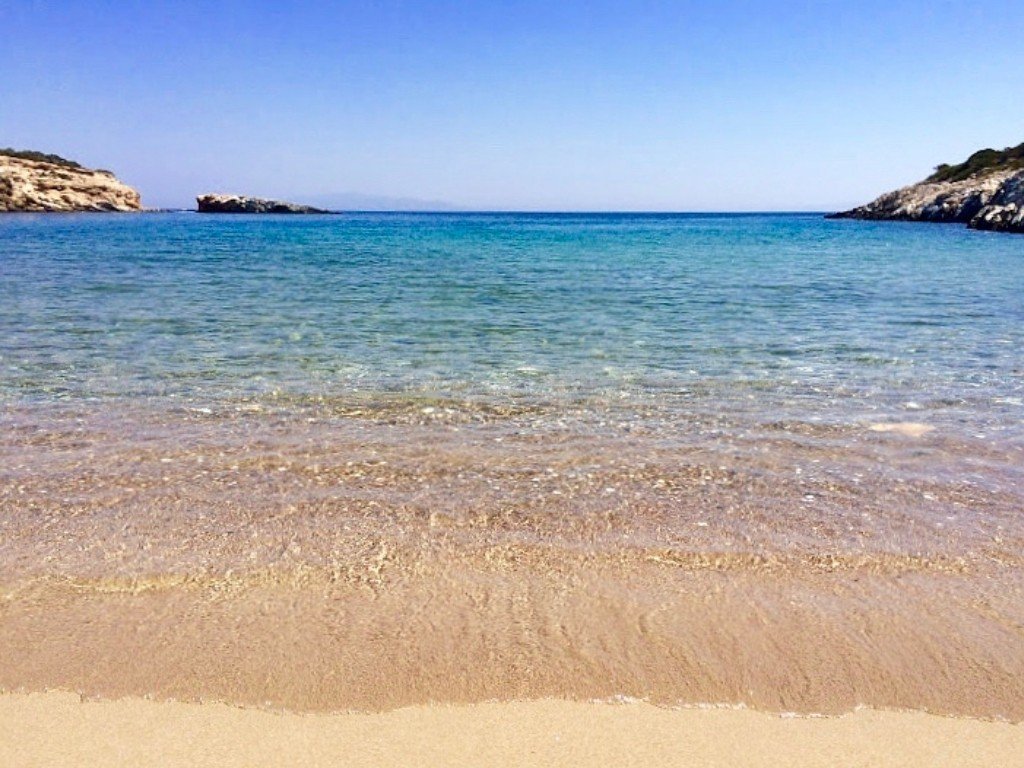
<box><xmin>0</xmin><ymin>150</ymin><xmax>141</xmax><ymax>212</ymax></box>
<box><xmin>828</xmin><ymin>143</ymin><xmax>1024</xmax><ymax>234</ymax></box>
<box><xmin>196</xmin><ymin>194</ymin><xmax>331</xmax><ymax>214</ymax></box>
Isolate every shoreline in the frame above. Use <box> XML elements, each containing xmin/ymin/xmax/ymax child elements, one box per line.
<box><xmin>6</xmin><ymin>564</ymin><xmax>1022</xmax><ymax>720</ymax></box>
<box><xmin>3</xmin><ymin>401</ymin><xmax>1023</xmax><ymax>721</ymax></box>
<box><xmin>7</xmin><ymin>686</ymin><xmax>1022</xmax><ymax>722</ymax></box>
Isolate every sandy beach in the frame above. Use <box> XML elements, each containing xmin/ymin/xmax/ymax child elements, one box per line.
<box><xmin>3</xmin><ymin>692</ymin><xmax>1023</xmax><ymax>768</ymax></box>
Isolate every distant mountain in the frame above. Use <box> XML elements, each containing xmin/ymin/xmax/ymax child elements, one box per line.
<box><xmin>296</xmin><ymin>192</ymin><xmax>459</xmax><ymax>212</ymax></box>
<box><xmin>829</xmin><ymin>142</ymin><xmax>1024</xmax><ymax>234</ymax></box>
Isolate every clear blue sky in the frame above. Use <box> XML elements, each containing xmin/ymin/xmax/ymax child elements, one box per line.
<box><xmin>2</xmin><ymin>1</ymin><xmax>1021</xmax><ymax>210</ymax></box>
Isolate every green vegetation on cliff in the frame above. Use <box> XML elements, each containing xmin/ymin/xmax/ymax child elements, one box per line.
<box><xmin>0</xmin><ymin>148</ymin><xmax>84</xmax><ymax>170</ymax></box>
<box><xmin>927</xmin><ymin>142</ymin><xmax>1024</xmax><ymax>183</ymax></box>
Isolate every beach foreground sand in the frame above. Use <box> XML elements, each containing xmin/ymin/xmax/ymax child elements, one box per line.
<box><xmin>2</xmin><ymin>692</ymin><xmax>1023</xmax><ymax>768</ymax></box>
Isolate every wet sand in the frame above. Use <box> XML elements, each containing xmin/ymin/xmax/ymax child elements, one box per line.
<box><xmin>3</xmin><ymin>692</ymin><xmax>1024</xmax><ymax>768</ymax></box>
<box><xmin>2</xmin><ymin>400</ymin><xmax>1024</xmax><ymax>760</ymax></box>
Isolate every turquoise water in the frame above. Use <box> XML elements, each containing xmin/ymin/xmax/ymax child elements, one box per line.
<box><xmin>2</xmin><ymin>212</ymin><xmax>1022</xmax><ymax>432</ymax></box>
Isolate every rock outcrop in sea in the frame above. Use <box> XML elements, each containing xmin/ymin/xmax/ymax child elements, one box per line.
<box><xmin>0</xmin><ymin>149</ymin><xmax>142</xmax><ymax>212</ymax></box>
<box><xmin>829</xmin><ymin>142</ymin><xmax>1024</xmax><ymax>234</ymax></box>
<box><xmin>196</xmin><ymin>194</ymin><xmax>331</xmax><ymax>214</ymax></box>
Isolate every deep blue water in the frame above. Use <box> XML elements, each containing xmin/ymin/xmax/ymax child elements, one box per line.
<box><xmin>2</xmin><ymin>212</ymin><xmax>1022</xmax><ymax>430</ymax></box>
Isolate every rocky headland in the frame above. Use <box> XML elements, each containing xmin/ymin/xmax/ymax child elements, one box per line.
<box><xmin>828</xmin><ymin>142</ymin><xmax>1024</xmax><ymax>233</ymax></box>
<box><xmin>0</xmin><ymin>149</ymin><xmax>142</xmax><ymax>212</ymax></box>
<box><xmin>196</xmin><ymin>194</ymin><xmax>332</xmax><ymax>214</ymax></box>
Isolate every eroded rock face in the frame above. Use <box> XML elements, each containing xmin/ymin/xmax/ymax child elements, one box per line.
<box><xmin>829</xmin><ymin>168</ymin><xmax>1024</xmax><ymax>234</ymax></box>
<box><xmin>196</xmin><ymin>194</ymin><xmax>330</xmax><ymax>214</ymax></box>
<box><xmin>968</xmin><ymin>172</ymin><xmax>1024</xmax><ymax>233</ymax></box>
<box><xmin>0</xmin><ymin>154</ymin><xmax>141</xmax><ymax>212</ymax></box>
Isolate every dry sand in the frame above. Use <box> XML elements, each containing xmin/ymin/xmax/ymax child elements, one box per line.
<box><xmin>2</xmin><ymin>692</ymin><xmax>1022</xmax><ymax>768</ymax></box>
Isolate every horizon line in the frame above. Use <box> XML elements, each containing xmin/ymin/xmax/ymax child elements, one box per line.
<box><xmin>148</xmin><ymin>208</ymin><xmax>837</xmax><ymax>215</ymax></box>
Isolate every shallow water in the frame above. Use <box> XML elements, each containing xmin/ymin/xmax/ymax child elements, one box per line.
<box><xmin>2</xmin><ymin>212</ymin><xmax>1022</xmax><ymax>431</ymax></box>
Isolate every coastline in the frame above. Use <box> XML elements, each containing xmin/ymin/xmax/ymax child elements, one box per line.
<box><xmin>3</xmin><ymin>400</ymin><xmax>1023</xmax><ymax>721</ymax></box>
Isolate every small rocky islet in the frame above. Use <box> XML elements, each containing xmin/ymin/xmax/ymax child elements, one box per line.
<box><xmin>195</xmin><ymin>193</ymin><xmax>331</xmax><ymax>214</ymax></box>
<box><xmin>829</xmin><ymin>142</ymin><xmax>1024</xmax><ymax>233</ymax></box>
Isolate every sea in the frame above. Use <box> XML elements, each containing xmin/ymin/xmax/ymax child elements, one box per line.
<box><xmin>2</xmin><ymin>212</ymin><xmax>1022</xmax><ymax>433</ymax></box>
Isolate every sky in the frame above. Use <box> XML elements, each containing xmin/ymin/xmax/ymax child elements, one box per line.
<box><xmin>2</xmin><ymin>1</ymin><xmax>1022</xmax><ymax>211</ymax></box>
